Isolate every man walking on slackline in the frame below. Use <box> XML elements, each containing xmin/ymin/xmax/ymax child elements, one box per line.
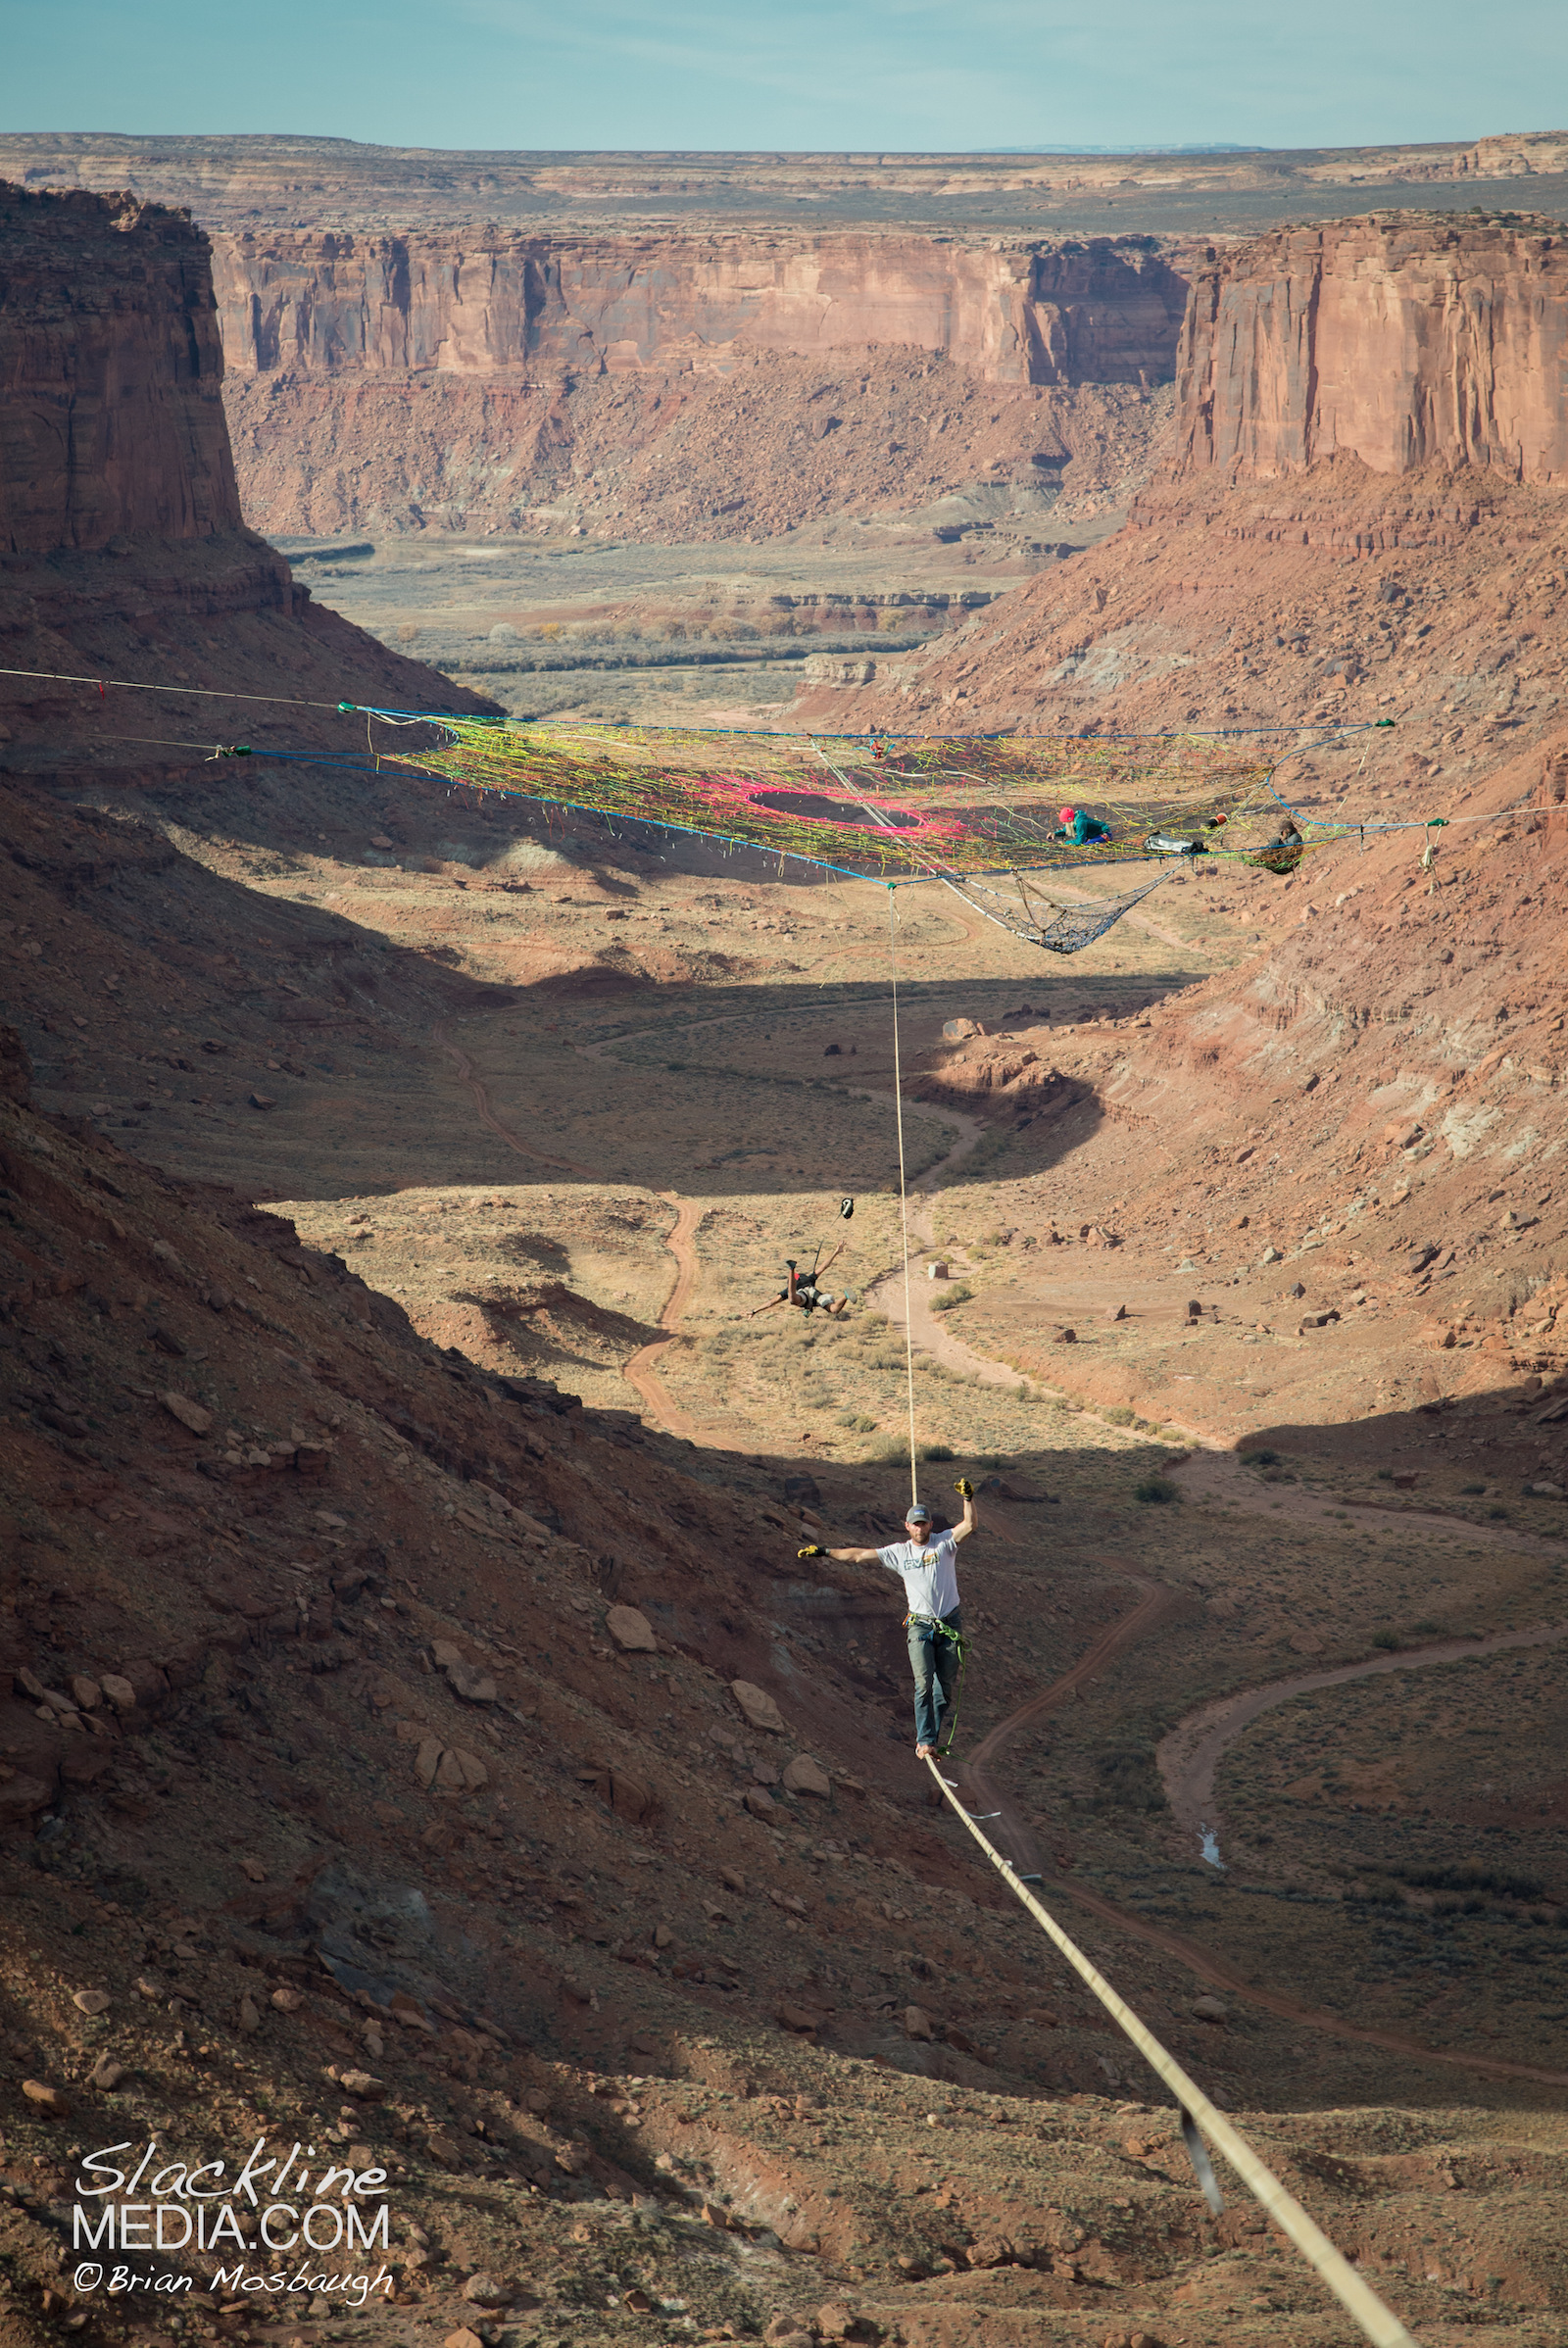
<box><xmin>799</xmin><ymin>1481</ymin><xmax>976</xmax><ymax>1757</ymax></box>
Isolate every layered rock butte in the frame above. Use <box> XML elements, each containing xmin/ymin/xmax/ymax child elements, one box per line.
<box><xmin>2</xmin><ymin>168</ymin><xmax>1568</xmax><ymax>2348</ymax></box>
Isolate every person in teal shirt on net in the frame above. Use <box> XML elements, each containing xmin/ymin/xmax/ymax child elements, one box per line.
<box><xmin>1054</xmin><ymin>805</ymin><xmax>1111</xmax><ymax>846</ymax></box>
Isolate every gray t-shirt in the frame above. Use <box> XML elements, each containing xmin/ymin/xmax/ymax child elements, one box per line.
<box><xmin>875</xmin><ymin>1533</ymin><xmax>959</xmax><ymax>1620</ymax></box>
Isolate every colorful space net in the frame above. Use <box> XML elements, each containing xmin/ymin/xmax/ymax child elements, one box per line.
<box><xmin>365</xmin><ymin>715</ymin><xmax>1306</xmax><ymax>952</ymax></box>
<box><xmin>377</xmin><ymin>718</ymin><xmax>1289</xmax><ymax>874</ymax></box>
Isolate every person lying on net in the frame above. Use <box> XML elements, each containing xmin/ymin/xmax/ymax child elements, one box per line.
<box><xmin>1053</xmin><ymin>806</ymin><xmax>1112</xmax><ymax>846</ymax></box>
<box><xmin>798</xmin><ymin>1481</ymin><xmax>976</xmax><ymax>1757</ymax></box>
<box><xmin>751</xmin><ymin>1249</ymin><xmax>850</xmax><ymax>1319</ymax></box>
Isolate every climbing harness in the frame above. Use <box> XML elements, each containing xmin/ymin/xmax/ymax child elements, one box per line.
<box><xmin>925</xmin><ymin>1760</ymin><xmax>1419</xmax><ymax>2348</ymax></box>
<box><xmin>904</xmin><ymin>1609</ymin><xmax>968</xmax><ymax>1755</ymax></box>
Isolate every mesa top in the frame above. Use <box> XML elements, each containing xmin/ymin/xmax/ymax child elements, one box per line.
<box><xmin>875</xmin><ymin>1533</ymin><xmax>960</xmax><ymax>1620</ymax></box>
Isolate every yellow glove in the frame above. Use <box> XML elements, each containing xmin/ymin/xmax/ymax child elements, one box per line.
<box><xmin>954</xmin><ymin>1477</ymin><xmax>974</xmax><ymax>1499</ymax></box>
<box><xmin>797</xmin><ymin>1543</ymin><xmax>825</xmax><ymax>1560</ymax></box>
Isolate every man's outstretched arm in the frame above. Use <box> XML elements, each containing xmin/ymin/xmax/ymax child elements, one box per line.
<box><xmin>951</xmin><ymin>1479</ymin><xmax>978</xmax><ymax>1544</ymax></box>
<box><xmin>798</xmin><ymin>1540</ymin><xmax>884</xmax><ymax>1564</ymax></box>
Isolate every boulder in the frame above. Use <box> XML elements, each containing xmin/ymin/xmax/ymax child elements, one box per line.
<box><xmin>782</xmin><ymin>1754</ymin><xmax>831</xmax><ymax>1798</ymax></box>
<box><xmin>744</xmin><ymin>1787</ymin><xmax>780</xmax><ymax>1822</ymax></box>
<box><xmin>903</xmin><ymin>2005</ymin><xmax>935</xmax><ymax>2041</ymax></box>
<box><xmin>607</xmin><ymin>1605</ymin><xmax>658</xmax><ymax>1653</ymax></box>
<box><xmin>159</xmin><ymin>1391</ymin><xmax>213</xmax><ymax>1436</ymax></box>
<box><xmin>732</xmin><ymin>1680</ymin><xmax>787</xmax><ymax>1736</ymax></box>
<box><xmin>1192</xmin><ymin>1995</ymin><xmax>1227</xmax><ymax>2024</ymax></box>
<box><xmin>461</xmin><ymin>2275</ymin><xmax>511</xmax><ymax>2308</ymax></box>
<box><xmin>446</xmin><ymin>1662</ymin><xmax>498</xmax><ymax>1705</ymax></box>
<box><xmin>22</xmin><ymin>2079</ymin><xmax>72</xmax><ymax>2116</ymax></box>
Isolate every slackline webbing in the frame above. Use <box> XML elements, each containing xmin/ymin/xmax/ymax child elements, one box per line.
<box><xmin>886</xmin><ymin>889</ymin><xmax>920</xmax><ymax>1511</ymax></box>
<box><xmin>924</xmin><ymin>1759</ymin><xmax>1420</xmax><ymax>2348</ymax></box>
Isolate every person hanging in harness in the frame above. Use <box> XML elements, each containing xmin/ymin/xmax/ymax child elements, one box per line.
<box><xmin>1053</xmin><ymin>806</ymin><xmax>1112</xmax><ymax>847</ymax></box>
<box><xmin>752</xmin><ymin>1250</ymin><xmax>851</xmax><ymax>1319</ymax></box>
<box><xmin>751</xmin><ymin>1200</ymin><xmax>856</xmax><ymax>1321</ymax></box>
<box><xmin>798</xmin><ymin>1480</ymin><xmax>976</xmax><ymax>1757</ymax></box>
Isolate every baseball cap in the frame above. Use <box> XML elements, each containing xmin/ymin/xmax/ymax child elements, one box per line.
<box><xmin>906</xmin><ymin>1503</ymin><xmax>931</xmax><ymax>1524</ymax></box>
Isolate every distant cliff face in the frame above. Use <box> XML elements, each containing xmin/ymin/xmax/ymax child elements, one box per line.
<box><xmin>1175</xmin><ymin>215</ymin><xmax>1568</xmax><ymax>484</ymax></box>
<box><xmin>211</xmin><ymin>228</ymin><xmax>1190</xmax><ymax>389</ymax></box>
<box><xmin>0</xmin><ymin>180</ymin><xmax>241</xmax><ymax>555</ymax></box>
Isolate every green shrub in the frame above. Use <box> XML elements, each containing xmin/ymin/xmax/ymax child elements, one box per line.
<box><xmin>1242</xmin><ymin>1447</ymin><xmax>1281</xmax><ymax>1467</ymax></box>
<box><xmin>1488</xmin><ymin>1505</ymin><xmax>1510</xmax><ymax>1521</ymax></box>
<box><xmin>1102</xmin><ymin>1404</ymin><xmax>1136</xmax><ymax>1426</ymax></box>
<box><xmin>929</xmin><ymin>1285</ymin><xmax>972</xmax><ymax>1314</ymax></box>
<box><xmin>1371</xmin><ymin>1629</ymin><xmax>1399</xmax><ymax>1650</ymax></box>
<box><xmin>919</xmin><ymin>1442</ymin><xmax>956</xmax><ymax>1461</ymax></box>
<box><xmin>1135</xmin><ymin>1476</ymin><xmax>1181</xmax><ymax>1505</ymax></box>
<box><xmin>1460</xmin><ymin>1483</ymin><xmax>1486</xmax><ymax>1494</ymax></box>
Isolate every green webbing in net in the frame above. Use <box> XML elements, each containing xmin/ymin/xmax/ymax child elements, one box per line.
<box><xmin>387</xmin><ymin>718</ymin><xmax>1279</xmax><ymax>884</ymax></box>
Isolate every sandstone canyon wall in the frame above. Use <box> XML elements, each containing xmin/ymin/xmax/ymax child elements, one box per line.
<box><xmin>1175</xmin><ymin>215</ymin><xmax>1568</xmax><ymax>484</ymax></box>
<box><xmin>212</xmin><ymin>229</ymin><xmax>1190</xmax><ymax>389</ymax></box>
<box><xmin>0</xmin><ymin>181</ymin><xmax>241</xmax><ymax>555</ymax></box>
<box><xmin>210</xmin><ymin>228</ymin><xmax>1190</xmax><ymax>539</ymax></box>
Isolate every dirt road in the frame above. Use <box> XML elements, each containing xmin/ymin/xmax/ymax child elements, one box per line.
<box><xmin>947</xmin><ymin>1581</ymin><xmax>1568</xmax><ymax>2090</ymax></box>
<box><xmin>1157</xmin><ymin>1614</ymin><xmax>1568</xmax><ymax>1844</ymax></box>
<box><xmin>621</xmin><ymin>1192</ymin><xmax>710</xmax><ymax>1438</ymax></box>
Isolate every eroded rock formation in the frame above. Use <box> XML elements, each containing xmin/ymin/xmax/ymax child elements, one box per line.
<box><xmin>1175</xmin><ymin>214</ymin><xmax>1568</xmax><ymax>483</ymax></box>
<box><xmin>0</xmin><ymin>181</ymin><xmax>240</xmax><ymax>554</ymax></box>
<box><xmin>212</xmin><ymin>228</ymin><xmax>1189</xmax><ymax>389</ymax></box>
<box><xmin>0</xmin><ymin>176</ymin><xmax>492</xmax><ymax>786</ymax></box>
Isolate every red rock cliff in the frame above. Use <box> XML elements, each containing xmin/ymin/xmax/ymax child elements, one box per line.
<box><xmin>0</xmin><ymin>180</ymin><xmax>241</xmax><ymax>555</ymax></box>
<box><xmin>1174</xmin><ymin>214</ymin><xmax>1568</xmax><ymax>484</ymax></box>
<box><xmin>212</xmin><ymin>228</ymin><xmax>1190</xmax><ymax>388</ymax></box>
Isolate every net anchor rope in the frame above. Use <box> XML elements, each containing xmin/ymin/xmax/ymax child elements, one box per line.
<box><xmin>924</xmin><ymin>1758</ymin><xmax>1421</xmax><ymax>2348</ymax></box>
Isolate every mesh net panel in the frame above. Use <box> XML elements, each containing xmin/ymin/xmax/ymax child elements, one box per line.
<box><xmin>383</xmin><ymin>717</ymin><xmax>1279</xmax><ymax>882</ymax></box>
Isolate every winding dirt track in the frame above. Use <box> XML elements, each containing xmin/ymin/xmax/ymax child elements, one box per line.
<box><xmin>946</xmin><ymin>1587</ymin><xmax>1568</xmax><ymax>2090</ymax></box>
<box><xmin>434</xmin><ymin>1028</ymin><xmax>598</xmax><ymax>1179</ymax></box>
<box><xmin>1158</xmin><ymin>1616</ymin><xmax>1568</xmax><ymax>1844</ymax></box>
<box><xmin>621</xmin><ymin>1193</ymin><xmax>709</xmax><ymax>1438</ymax></box>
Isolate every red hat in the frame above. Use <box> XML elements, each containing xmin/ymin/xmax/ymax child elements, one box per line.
<box><xmin>1059</xmin><ymin>806</ymin><xmax>1077</xmax><ymax>824</ymax></box>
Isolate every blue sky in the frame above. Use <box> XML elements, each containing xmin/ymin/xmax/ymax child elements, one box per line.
<box><xmin>5</xmin><ymin>0</ymin><xmax>1565</xmax><ymax>154</ymax></box>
